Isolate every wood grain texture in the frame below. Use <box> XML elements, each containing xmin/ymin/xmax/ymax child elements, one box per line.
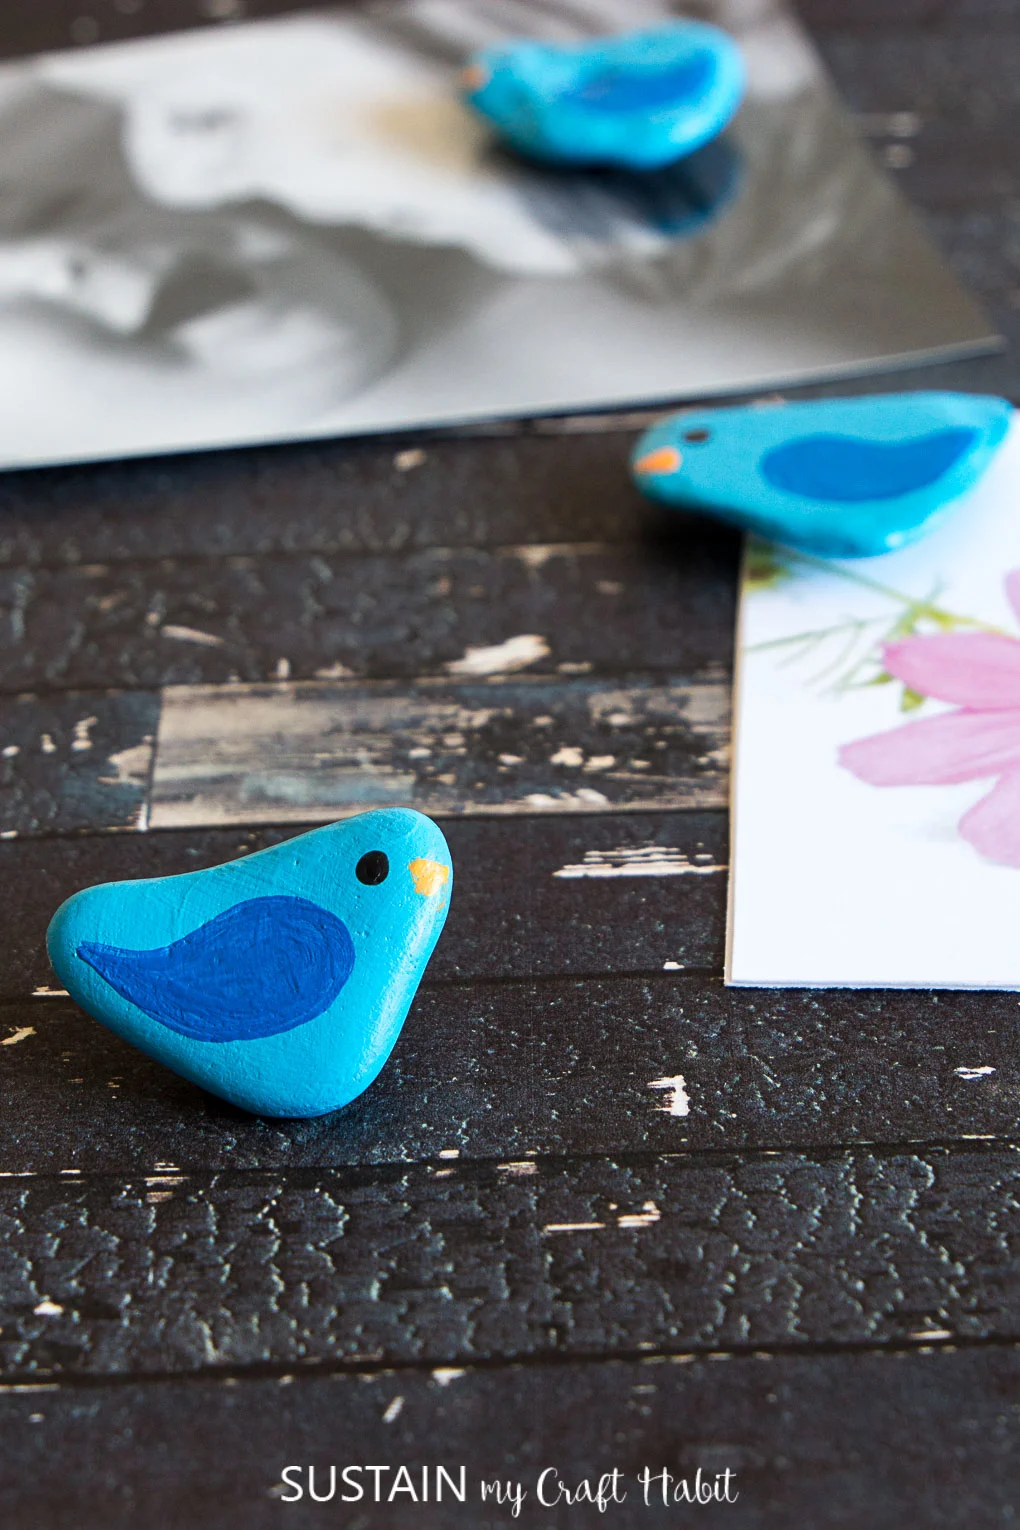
<box><xmin>798</xmin><ymin>0</ymin><xmax>1020</xmax><ymax>33</ymax></box>
<box><xmin>0</xmin><ymin>690</ymin><xmax>157</xmax><ymax>835</ymax></box>
<box><xmin>1</xmin><ymin>978</ymin><xmax>1016</xmax><ymax>1173</ymax></box>
<box><xmin>0</xmin><ymin>0</ymin><xmax>317</xmax><ymax>60</ymax></box>
<box><xmin>0</xmin><ymin>674</ymin><xmax>728</xmax><ymax>834</ymax></box>
<box><xmin>149</xmin><ymin>676</ymin><xmax>728</xmax><ymax>827</ymax></box>
<box><xmin>2</xmin><ymin>1143</ymin><xmax>1020</xmax><ymax>1380</ymax></box>
<box><xmin>0</xmin><ymin>433</ymin><xmax>666</xmax><ymax>570</ymax></box>
<box><xmin>1</xmin><ymin>1346</ymin><xmax>1019</xmax><ymax>1529</ymax></box>
<box><xmin>0</xmin><ymin>542</ymin><xmax>736</xmax><ymax>694</ymax></box>
<box><xmin>0</xmin><ymin>812</ymin><xmax>728</xmax><ymax>998</ymax></box>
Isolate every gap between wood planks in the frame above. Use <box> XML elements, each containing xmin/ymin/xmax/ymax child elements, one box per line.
<box><xmin>1</xmin><ymin>1333</ymin><xmax>1019</xmax><ymax>1398</ymax></box>
<box><xmin>1</xmin><ymin>1131</ymin><xmax>1016</xmax><ymax>1181</ymax></box>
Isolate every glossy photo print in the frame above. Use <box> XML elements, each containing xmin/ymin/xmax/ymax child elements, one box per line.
<box><xmin>0</xmin><ymin>0</ymin><xmax>998</xmax><ymax>469</ymax></box>
<box><xmin>726</xmin><ymin>413</ymin><xmax>1020</xmax><ymax>989</ymax></box>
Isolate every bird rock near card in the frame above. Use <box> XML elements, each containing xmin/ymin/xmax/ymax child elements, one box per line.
<box><xmin>47</xmin><ymin>808</ymin><xmax>452</xmax><ymax>1118</ymax></box>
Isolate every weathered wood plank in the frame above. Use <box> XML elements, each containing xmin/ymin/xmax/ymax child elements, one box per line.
<box><xmin>0</xmin><ymin>674</ymin><xmax>728</xmax><ymax>835</ymax></box>
<box><xmin>0</xmin><ymin>0</ymin><xmax>1011</xmax><ymax>69</ymax></box>
<box><xmin>0</xmin><ymin>811</ymin><xmax>728</xmax><ymax>999</ymax></box>
<box><xmin>0</xmin><ymin>690</ymin><xmax>157</xmax><ymax>836</ymax></box>
<box><xmin>800</xmin><ymin>0</ymin><xmax>1019</xmax><ymax>34</ymax></box>
<box><xmin>150</xmin><ymin>676</ymin><xmax>729</xmax><ymax>828</ymax></box>
<box><xmin>1</xmin><ymin>976</ymin><xmax>1016</xmax><ymax>1172</ymax></box>
<box><xmin>0</xmin><ymin>432</ymin><xmax>660</xmax><ymax>570</ymax></box>
<box><xmin>2</xmin><ymin>1143</ymin><xmax>1020</xmax><ymax>1380</ymax></box>
<box><xmin>0</xmin><ymin>0</ymin><xmax>333</xmax><ymax>63</ymax></box>
<box><xmin>1</xmin><ymin>1344</ymin><xmax>1018</xmax><ymax>1528</ymax></box>
<box><xmin>0</xmin><ymin>543</ymin><xmax>737</xmax><ymax>695</ymax></box>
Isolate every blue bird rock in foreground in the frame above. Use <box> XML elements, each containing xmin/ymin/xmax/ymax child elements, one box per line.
<box><xmin>461</xmin><ymin>22</ymin><xmax>745</xmax><ymax>170</ymax></box>
<box><xmin>47</xmin><ymin>808</ymin><xmax>452</xmax><ymax>1118</ymax></box>
<box><xmin>632</xmin><ymin>392</ymin><xmax>1013</xmax><ymax>558</ymax></box>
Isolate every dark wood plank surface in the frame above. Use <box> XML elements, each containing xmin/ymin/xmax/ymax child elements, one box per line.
<box><xmin>1</xmin><ymin>1</ymin><xmax>1019</xmax><ymax>1525</ymax></box>
<box><xmin>3</xmin><ymin>1345</ymin><xmax>1019</xmax><ymax>1530</ymax></box>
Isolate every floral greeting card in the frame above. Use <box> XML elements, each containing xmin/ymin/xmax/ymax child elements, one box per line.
<box><xmin>727</xmin><ymin>410</ymin><xmax>1020</xmax><ymax>988</ymax></box>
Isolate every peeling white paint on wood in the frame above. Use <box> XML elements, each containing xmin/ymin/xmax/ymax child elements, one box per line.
<box><xmin>955</xmin><ymin>1066</ymin><xmax>996</xmax><ymax>1080</ymax></box>
<box><xmin>148</xmin><ymin>677</ymin><xmax>729</xmax><ymax>828</ymax></box>
<box><xmin>617</xmin><ymin>1200</ymin><xmax>661</xmax><ymax>1229</ymax></box>
<box><xmin>542</xmin><ymin>1222</ymin><xmax>606</xmax><ymax>1234</ymax></box>
<box><xmin>382</xmin><ymin>1395</ymin><xmax>405</xmax><ymax>1422</ymax></box>
<box><xmin>431</xmin><ymin>1369</ymin><xmax>466</xmax><ymax>1387</ymax></box>
<box><xmin>554</xmin><ymin>847</ymin><xmax>725</xmax><ymax>879</ymax></box>
<box><xmin>525</xmin><ymin>787</ymin><xmax>610</xmax><ymax>809</ymax></box>
<box><xmin>71</xmin><ymin>716</ymin><xmax>98</xmax><ymax>753</ymax></box>
<box><xmin>99</xmin><ymin>741</ymin><xmax>154</xmax><ymax>788</ymax></box>
<box><xmin>1</xmin><ymin>1026</ymin><xmax>35</xmax><ymax>1045</ymax></box>
<box><xmin>314</xmin><ymin>662</ymin><xmax>356</xmax><ymax>679</ymax></box>
<box><xmin>160</xmin><ymin>625</ymin><xmax>226</xmax><ymax>647</ymax></box>
<box><xmin>445</xmin><ymin>634</ymin><xmax>550</xmax><ymax>676</ymax></box>
<box><xmin>648</xmin><ymin>1076</ymin><xmax>691</xmax><ymax>1117</ymax></box>
<box><xmin>503</xmin><ymin>543</ymin><xmax>605</xmax><ymax>569</ymax></box>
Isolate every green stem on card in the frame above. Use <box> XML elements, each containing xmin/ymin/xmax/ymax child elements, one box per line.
<box><xmin>747</xmin><ymin>544</ymin><xmax>1012</xmax><ymax>650</ymax></box>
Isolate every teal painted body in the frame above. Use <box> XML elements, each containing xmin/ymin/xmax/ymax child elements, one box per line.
<box><xmin>47</xmin><ymin>808</ymin><xmax>452</xmax><ymax>1118</ymax></box>
<box><xmin>461</xmin><ymin>22</ymin><xmax>745</xmax><ymax>170</ymax></box>
<box><xmin>632</xmin><ymin>392</ymin><xmax>1013</xmax><ymax>558</ymax></box>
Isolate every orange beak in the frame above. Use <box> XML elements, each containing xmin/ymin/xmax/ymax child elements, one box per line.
<box><xmin>633</xmin><ymin>445</ymin><xmax>682</xmax><ymax>476</ymax></box>
<box><xmin>409</xmin><ymin>858</ymin><xmax>451</xmax><ymax>897</ymax></box>
<box><xmin>460</xmin><ymin>63</ymin><xmax>490</xmax><ymax>92</ymax></box>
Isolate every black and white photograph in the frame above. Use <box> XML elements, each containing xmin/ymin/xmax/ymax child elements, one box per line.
<box><xmin>0</xmin><ymin>0</ymin><xmax>996</xmax><ymax>466</ymax></box>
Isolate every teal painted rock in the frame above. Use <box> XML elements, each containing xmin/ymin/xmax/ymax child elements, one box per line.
<box><xmin>47</xmin><ymin>809</ymin><xmax>452</xmax><ymax>1118</ymax></box>
<box><xmin>632</xmin><ymin>392</ymin><xmax>1013</xmax><ymax>558</ymax></box>
<box><xmin>461</xmin><ymin>22</ymin><xmax>745</xmax><ymax>170</ymax></box>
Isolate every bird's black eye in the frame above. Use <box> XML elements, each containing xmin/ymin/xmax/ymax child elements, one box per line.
<box><xmin>684</xmin><ymin>428</ymin><xmax>711</xmax><ymax>444</ymax></box>
<box><xmin>356</xmin><ymin>851</ymin><xmax>389</xmax><ymax>885</ymax></box>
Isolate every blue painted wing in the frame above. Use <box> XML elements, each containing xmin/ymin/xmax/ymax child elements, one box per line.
<box><xmin>77</xmin><ymin>895</ymin><xmax>355</xmax><ymax>1043</ymax></box>
<box><xmin>761</xmin><ymin>428</ymin><xmax>979</xmax><ymax>503</ymax></box>
<box><xmin>572</xmin><ymin>52</ymin><xmax>714</xmax><ymax>113</ymax></box>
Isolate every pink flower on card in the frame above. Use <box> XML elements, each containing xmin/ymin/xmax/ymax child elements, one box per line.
<box><xmin>840</xmin><ymin>571</ymin><xmax>1020</xmax><ymax>868</ymax></box>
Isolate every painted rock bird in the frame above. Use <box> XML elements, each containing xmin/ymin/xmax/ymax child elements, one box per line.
<box><xmin>47</xmin><ymin>808</ymin><xmax>452</xmax><ymax>1118</ymax></box>
<box><xmin>461</xmin><ymin>22</ymin><xmax>745</xmax><ymax>171</ymax></box>
<box><xmin>632</xmin><ymin>392</ymin><xmax>1013</xmax><ymax>558</ymax></box>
